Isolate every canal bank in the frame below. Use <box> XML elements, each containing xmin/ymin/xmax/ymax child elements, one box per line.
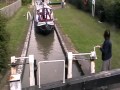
<box><xmin>55</xmin><ymin>20</ymin><xmax>91</xmax><ymax>74</ymax></box>
<box><xmin>50</xmin><ymin>3</ymin><xmax>120</xmax><ymax>90</ymax></box>
<box><xmin>53</xmin><ymin>4</ymin><xmax>91</xmax><ymax>76</ymax></box>
<box><xmin>54</xmin><ymin>3</ymin><xmax>120</xmax><ymax>71</ymax></box>
<box><xmin>0</xmin><ymin>4</ymin><xmax>32</xmax><ymax>90</ymax></box>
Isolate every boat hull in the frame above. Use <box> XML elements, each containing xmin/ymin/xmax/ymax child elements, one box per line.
<box><xmin>34</xmin><ymin>21</ymin><xmax>54</xmax><ymax>35</ymax></box>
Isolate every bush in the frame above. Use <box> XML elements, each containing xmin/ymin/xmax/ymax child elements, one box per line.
<box><xmin>114</xmin><ymin>1</ymin><xmax>120</xmax><ymax>27</ymax></box>
<box><xmin>95</xmin><ymin>0</ymin><xmax>104</xmax><ymax>14</ymax></box>
<box><xmin>68</xmin><ymin>0</ymin><xmax>81</xmax><ymax>9</ymax></box>
<box><xmin>22</xmin><ymin>0</ymin><xmax>32</xmax><ymax>5</ymax></box>
<box><xmin>68</xmin><ymin>0</ymin><xmax>120</xmax><ymax>27</ymax></box>
<box><xmin>0</xmin><ymin>14</ymin><xmax>10</xmax><ymax>74</ymax></box>
<box><xmin>68</xmin><ymin>0</ymin><xmax>91</xmax><ymax>11</ymax></box>
<box><xmin>102</xmin><ymin>0</ymin><xmax>120</xmax><ymax>26</ymax></box>
<box><xmin>102</xmin><ymin>0</ymin><xmax>115</xmax><ymax>23</ymax></box>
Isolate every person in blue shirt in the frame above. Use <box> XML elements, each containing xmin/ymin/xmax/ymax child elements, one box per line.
<box><xmin>98</xmin><ymin>30</ymin><xmax>112</xmax><ymax>71</ymax></box>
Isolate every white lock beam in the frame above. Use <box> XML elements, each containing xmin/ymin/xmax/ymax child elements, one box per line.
<box><xmin>67</xmin><ymin>52</ymin><xmax>73</xmax><ymax>79</ymax></box>
<box><xmin>29</xmin><ymin>55</ymin><xmax>35</xmax><ymax>86</ymax></box>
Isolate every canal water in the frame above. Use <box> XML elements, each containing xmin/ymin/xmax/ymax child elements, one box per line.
<box><xmin>22</xmin><ymin>23</ymin><xmax>81</xmax><ymax>88</ymax></box>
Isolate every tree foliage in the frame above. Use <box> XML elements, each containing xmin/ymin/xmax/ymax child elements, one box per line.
<box><xmin>68</xmin><ymin>0</ymin><xmax>120</xmax><ymax>27</ymax></box>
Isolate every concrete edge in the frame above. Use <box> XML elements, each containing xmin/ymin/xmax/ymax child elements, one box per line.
<box><xmin>23</xmin><ymin>69</ymin><xmax>120</xmax><ymax>90</ymax></box>
<box><xmin>54</xmin><ymin>24</ymin><xmax>68</xmax><ymax>60</ymax></box>
<box><xmin>54</xmin><ymin>23</ymin><xmax>91</xmax><ymax>75</ymax></box>
<box><xmin>16</xmin><ymin>20</ymin><xmax>33</xmax><ymax>79</ymax></box>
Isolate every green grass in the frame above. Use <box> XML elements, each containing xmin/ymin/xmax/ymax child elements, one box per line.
<box><xmin>0</xmin><ymin>2</ymin><xmax>7</xmax><ymax>8</ymax></box>
<box><xmin>51</xmin><ymin>0</ymin><xmax>61</xmax><ymax>3</ymax></box>
<box><xmin>54</xmin><ymin>4</ymin><xmax>120</xmax><ymax>72</ymax></box>
<box><xmin>6</xmin><ymin>6</ymin><xmax>29</xmax><ymax>56</ymax></box>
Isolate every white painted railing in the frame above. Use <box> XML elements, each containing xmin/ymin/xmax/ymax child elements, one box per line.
<box><xmin>9</xmin><ymin>55</ymin><xmax>35</xmax><ymax>90</ymax></box>
<box><xmin>67</xmin><ymin>46</ymin><xmax>99</xmax><ymax>79</ymax></box>
<box><xmin>38</xmin><ymin>60</ymin><xmax>65</xmax><ymax>88</ymax></box>
<box><xmin>27</xmin><ymin>11</ymin><xmax>32</xmax><ymax>21</ymax></box>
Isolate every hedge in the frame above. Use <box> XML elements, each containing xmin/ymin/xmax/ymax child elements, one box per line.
<box><xmin>22</xmin><ymin>0</ymin><xmax>32</xmax><ymax>5</ymax></box>
<box><xmin>68</xmin><ymin>0</ymin><xmax>120</xmax><ymax>27</ymax></box>
<box><xmin>0</xmin><ymin>14</ymin><xmax>10</xmax><ymax>75</ymax></box>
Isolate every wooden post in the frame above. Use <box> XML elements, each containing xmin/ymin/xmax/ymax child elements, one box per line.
<box><xmin>92</xmin><ymin>0</ymin><xmax>95</xmax><ymax>17</ymax></box>
<box><xmin>10</xmin><ymin>56</ymin><xmax>21</xmax><ymax>90</ymax></box>
<box><xmin>34</xmin><ymin>59</ymin><xmax>37</xmax><ymax>85</ymax></box>
<box><xmin>90</xmin><ymin>51</ymin><xmax>96</xmax><ymax>73</ymax></box>
<box><xmin>9</xmin><ymin>74</ymin><xmax>21</xmax><ymax>90</ymax></box>
<box><xmin>67</xmin><ymin>52</ymin><xmax>73</xmax><ymax>79</ymax></box>
<box><xmin>29</xmin><ymin>55</ymin><xmax>35</xmax><ymax>86</ymax></box>
<box><xmin>90</xmin><ymin>60</ymin><xmax>95</xmax><ymax>73</ymax></box>
<box><xmin>11</xmin><ymin>56</ymin><xmax>16</xmax><ymax>75</ymax></box>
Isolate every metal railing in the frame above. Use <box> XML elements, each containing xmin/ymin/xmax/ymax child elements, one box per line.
<box><xmin>38</xmin><ymin>60</ymin><xmax>65</xmax><ymax>88</ymax></box>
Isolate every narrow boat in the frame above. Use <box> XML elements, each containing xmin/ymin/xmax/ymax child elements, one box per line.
<box><xmin>34</xmin><ymin>2</ymin><xmax>55</xmax><ymax>34</ymax></box>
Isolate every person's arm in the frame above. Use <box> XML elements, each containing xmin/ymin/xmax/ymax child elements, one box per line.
<box><xmin>100</xmin><ymin>42</ymin><xmax>109</xmax><ymax>54</ymax></box>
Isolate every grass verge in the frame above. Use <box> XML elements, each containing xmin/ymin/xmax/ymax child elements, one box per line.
<box><xmin>6</xmin><ymin>5</ymin><xmax>30</xmax><ymax>56</ymax></box>
<box><xmin>51</xmin><ymin>0</ymin><xmax>61</xmax><ymax>3</ymax></box>
<box><xmin>0</xmin><ymin>5</ymin><xmax>30</xmax><ymax>90</ymax></box>
<box><xmin>54</xmin><ymin>4</ymin><xmax>120</xmax><ymax>72</ymax></box>
<box><xmin>0</xmin><ymin>2</ymin><xmax>7</xmax><ymax>8</ymax></box>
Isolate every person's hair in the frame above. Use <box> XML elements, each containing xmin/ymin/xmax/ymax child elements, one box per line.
<box><xmin>104</xmin><ymin>30</ymin><xmax>110</xmax><ymax>39</ymax></box>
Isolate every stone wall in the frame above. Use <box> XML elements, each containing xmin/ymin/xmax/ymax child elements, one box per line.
<box><xmin>0</xmin><ymin>0</ymin><xmax>21</xmax><ymax>17</ymax></box>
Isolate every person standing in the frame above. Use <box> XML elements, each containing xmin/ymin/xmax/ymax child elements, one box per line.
<box><xmin>98</xmin><ymin>30</ymin><xmax>112</xmax><ymax>71</ymax></box>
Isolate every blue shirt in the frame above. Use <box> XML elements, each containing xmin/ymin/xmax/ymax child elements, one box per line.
<box><xmin>100</xmin><ymin>39</ymin><xmax>112</xmax><ymax>61</ymax></box>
